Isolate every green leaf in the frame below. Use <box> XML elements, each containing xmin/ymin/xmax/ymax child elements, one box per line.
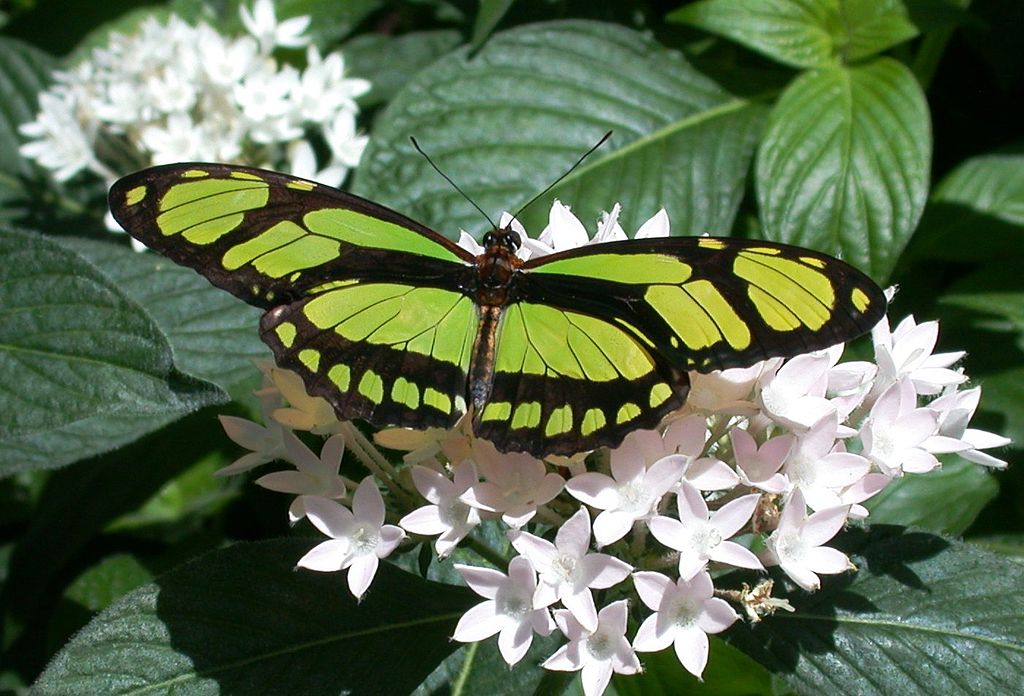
<box><xmin>415</xmin><ymin>632</ymin><xmax>563</xmax><ymax>696</ymax></box>
<box><xmin>615</xmin><ymin>639</ymin><xmax>772</xmax><ymax>696</ymax></box>
<box><xmin>0</xmin><ymin>229</ymin><xmax>224</xmax><ymax>474</ymax></box>
<box><xmin>471</xmin><ymin>0</ymin><xmax>514</xmax><ymax>49</ymax></box>
<box><xmin>756</xmin><ymin>57</ymin><xmax>930</xmax><ymax>280</ymax></box>
<box><xmin>342</xmin><ymin>30</ymin><xmax>462</xmax><ymax>109</ymax></box>
<box><xmin>865</xmin><ymin>457</ymin><xmax>999</xmax><ymax>534</ymax></box>
<box><xmin>669</xmin><ymin>0</ymin><xmax>918</xmax><ymax>69</ymax></box>
<box><xmin>727</xmin><ymin>526</ymin><xmax>1024</xmax><ymax>695</ymax></box>
<box><xmin>33</xmin><ymin>540</ymin><xmax>475</xmax><ymax>695</ymax></box>
<box><xmin>975</xmin><ymin>370</ymin><xmax>1024</xmax><ymax>451</ymax></box>
<box><xmin>354</xmin><ymin>20</ymin><xmax>767</xmax><ymax>242</ymax></box>
<box><xmin>62</xmin><ymin>238</ymin><xmax>267</xmax><ymax>400</ymax></box>
<box><xmin>912</xmin><ymin>147</ymin><xmax>1024</xmax><ymax>262</ymax></box>
<box><xmin>0</xmin><ymin>36</ymin><xmax>53</xmax><ymax>179</ymax></box>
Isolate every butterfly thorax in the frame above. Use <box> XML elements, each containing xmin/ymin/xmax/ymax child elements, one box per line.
<box><xmin>474</xmin><ymin>227</ymin><xmax>523</xmax><ymax>306</ymax></box>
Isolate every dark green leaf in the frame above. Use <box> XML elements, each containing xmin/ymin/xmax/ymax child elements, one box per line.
<box><xmin>728</xmin><ymin>526</ymin><xmax>1024</xmax><ymax>695</ymax></box>
<box><xmin>415</xmin><ymin>631</ymin><xmax>562</xmax><ymax>696</ymax></box>
<box><xmin>865</xmin><ymin>457</ymin><xmax>999</xmax><ymax>535</ymax></box>
<box><xmin>912</xmin><ymin>147</ymin><xmax>1024</xmax><ymax>263</ymax></box>
<box><xmin>342</xmin><ymin>30</ymin><xmax>462</xmax><ymax>109</ymax></box>
<box><xmin>615</xmin><ymin>639</ymin><xmax>772</xmax><ymax>696</ymax></box>
<box><xmin>471</xmin><ymin>0</ymin><xmax>514</xmax><ymax>49</ymax></box>
<box><xmin>62</xmin><ymin>238</ymin><xmax>267</xmax><ymax>400</ymax></box>
<box><xmin>0</xmin><ymin>36</ymin><xmax>54</xmax><ymax>179</ymax></box>
<box><xmin>33</xmin><ymin>540</ymin><xmax>475</xmax><ymax>695</ymax></box>
<box><xmin>0</xmin><ymin>229</ymin><xmax>224</xmax><ymax>474</ymax></box>
<box><xmin>355</xmin><ymin>20</ymin><xmax>767</xmax><ymax>241</ymax></box>
<box><xmin>756</xmin><ymin>58</ymin><xmax>930</xmax><ymax>280</ymax></box>
<box><xmin>669</xmin><ymin>0</ymin><xmax>917</xmax><ymax>69</ymax></box>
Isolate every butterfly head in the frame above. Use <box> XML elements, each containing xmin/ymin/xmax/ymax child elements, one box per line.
<box><xmin>482</xmin><ymin>227</ymin><xmax>521</xmax><ymax>254</ymax></box>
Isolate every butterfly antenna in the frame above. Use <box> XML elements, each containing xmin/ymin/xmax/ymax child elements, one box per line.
<box><xmin>511</xmin><ymin>130</ymin><xmax>612</xmax><ymax>223</ymax></box>
<box><xmin>410</xmin><ymin>137</ymin><xmax>499</xmax><ymax>230</ymax></box>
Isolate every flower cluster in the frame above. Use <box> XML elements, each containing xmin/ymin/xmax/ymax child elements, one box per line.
<box><xmin>19</xmin><ymin>0</ymin><xmax>369</xmax><ymax>246</ymax></box>
<box><xmin>217</xmin><ymin>202</ymin><xmax>1009</xmax><ymax>696</ymax></box>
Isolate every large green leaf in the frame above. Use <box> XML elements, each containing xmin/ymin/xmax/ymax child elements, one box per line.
<box><xmin>669</xmin><ymin>0</ymin><xmax>918</xmax><ymax>69</ymax></box>
<box><xmin>865</xmin><ymin>457</ymin><xmax>999</xmax><ymax>535</ymax></box>
<box><xmin>0</xmin><ymin>229</ymin><xmax>224</xmax><ymax>474</ymax></box>
<box><xmin>63</xmin><ymin>238</ymin><xmax>267</xmax><ymax>400</ymax></box>
<box><xmin>33</xmin><ymin>540</ymin><xmax>475</xmax><ymax>695</ymax></box>
<box><xmin>912</xmin><ymin>147</ymin><xmax>1024</xmax><ymax>262</ymax></box>
<box><xmin>354</xmin><ymin>20</ymin><xmax>767</xmax><ymax>241</ymax></box>
<box><xmin>756</xmin><ymin>57</ymin><xmax>930</xmax><ymax>279</ymax></box>
<box><xmin>727</xmin><ymin>526</ymin><xmax>1024</xmax><ymax>695</ymax></box>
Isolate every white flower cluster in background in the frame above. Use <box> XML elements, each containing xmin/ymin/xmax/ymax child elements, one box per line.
<box><xmin>19</xmin><ymin>0</ymin><xmax>369</xmax><ymax>245</ymax></box>
<box><xmin>216</xmin><ymin>203</ymin><xmax>1009</xmax><ymax>696</ymax></box>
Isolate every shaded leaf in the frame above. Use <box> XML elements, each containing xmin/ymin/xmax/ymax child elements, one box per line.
<box><xmin>0</xmin><ymin>229</ymin><xmax>224</xmax><ymax>474</ymax></box>
<box><xmin>615</xmin><ymin>639</ymin><xmax>773</xmax><ymax>696</ymax></box>
<box><xmin>912</xmin><ymin>147</ymin><xmax>1024</xmax><ymax>262</ymax></box>
<box><xmin>342</xmin><ymin>29</ymin><xmax>462</xmax><ymax>109</ymax></box>
<box><xmin>756</xmin><ymin>58</ymin><xmax>930</xmax><ymax>279</ymax></box>
<box><xmin>355</xmin><ymin>20</ymin><xmax>767</xmax><ymax>241</ymax></box>
<box><xmin>33</xmin><ymin>540</ymin><xmax>475</xmax><ymax>695</ymax></box>
<box><xmin>0</xmin><ymin>35</ymin><xmax>53</xmax><ymax>179</ymax></box>
<box><xmin>669</xmin><ymin>0</ymin><xmax>917</xmax><ymax>69</ymax></box>
<box><xmin>728</xmin><ymin>527</ymin><xmax>1024</xmax><ymax>695</ymax></box>
<box><xmin>865</xmin><ymin>457</ymin><xmax>999</xmax><ymax>535</ymax></box>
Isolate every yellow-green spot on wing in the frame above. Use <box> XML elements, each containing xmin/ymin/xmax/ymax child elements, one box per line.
<box><xmin>358</xmin><ymin>370</ymin><xmax>384</xmax><ymax>404</ymax></box>
<box><xmin>304</xmin><ymin>208</ymin><xmax>465</xmax><ymax>263</ymax></box>
<box><xmin>157</xmin><ymin>178</ymin><xmax>269</xmax><ymax>243</ymax></box>
<box><xmin>125</xmin><ymin>186</ymin><xmax>146</xmax><ymax>206</ymax></box>
<box><xmin>286</xmin><ymin>180</ymin><xmax>317</xmax><ymax>191</ymax></box>
<box><xmin>423</xmin><ymin>387</ymin><xmax>452</xmax><ymax>415</ymax></box>
<box><xmin>645</xmin><ymin>280</ymin><xmax>751</xmax><ymax>351</ymax></box>
<box><xmin>649</xmin><ymin>382</ymin><xmax>672</xmax><ymax>408</ymax></box>
<box><xmin>229</xmin><ymin>171</ymin><xmax>264</xmax><ymax>181</ymax></box>
<box><xmin>328</xmin><ymin>364</ymin><xmax>351</xmax><ymax>391</ymax></box>
<box><xmin>244</xmin><ymin>221</ymin><xmax>341</xmax><ymax>279</ymax></box>
<box><xmin>734</xmin><ymin>251</ymin><xmax>835</xmax><ymax>331</ymax></box>
<box><xmin>182</xmin><ymin>169</ymin><xmax>209</xmax><ymax>178</ymax></box>
<box><xmin>391</xmin><ymin>377</ymin><xmax>420</xmax><ymax>409</ymax></box>
<box><xmin>275</xmin><ymin>322</ymin><xmax>297</xmax><ymax>348</ymax></box>
<box><xmin>852</xmin><ymin>287</ymin><xmax>871</xmax><ymax>313</ymax></box>
<box><xmin>545</xmin><ymin>404</ymin><xmax>573</xmax><ymax>437</ymax></box>
<box><xmin>299</xmin><ymin>349</ymin><xmax>321</xmax><ymax>372</ymax></box>
<box><xmin>531</xmin><ymin>253</ymin><xmax>692</xmax><ymax>285</ymax></box>
<box><xmin>616</xmin><ymin>403</ymin><xmax>641</xmax><ymax>424</ymax></box>
<box><xmin>581</xmin><ymin>408</ymin><xmax>606</xmax><ymax>436</ymax></box>
<box><xmin>698</xmin><ymin>238</ymin><xmax>726</xmax><ymax>249</ymax></box>
<box><xmin>222</xmin><ymin>220</ymin><xmax>306</xmax><ymax>270</ymax></box>
<box><xmin>511</xmin><ymin>402</ymin><xmax>542</xmax><ymax>430</ymax></box>
<box><xmin>481</xmin><ymin>401</ymin><xmax>512</xmax><ymax>422</ymax></box>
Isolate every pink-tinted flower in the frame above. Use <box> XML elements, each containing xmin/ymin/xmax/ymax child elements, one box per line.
<box><xmin>461</xmin><ymin>440</ymin><xmax>564</xmax><ymax>528</ymax></box>
<box><xmin>732</xmin><ymin>428</ymin><xmax>790</xmax><ymax>493</ymax></box>
<box><xmin>761</xmin><ymin>489</ymin><xmax>851</xmax><ymax>591</ymax></box>
<box><xmin>930</xmin><ymin>386</ymin><xmax>1011</xmax><ymax>469</ymax></box>
<box><xmin>783</xmin><ymin>417</ymin><xmax>871</xmax><ymax>511</ymax></box>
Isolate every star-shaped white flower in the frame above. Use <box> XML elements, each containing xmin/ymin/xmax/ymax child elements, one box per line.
<box><xmin>648</xmin><ymin>483</ymin><xmax>763</xmax><ymax>579</ymax></box>
<box><xmin>930</xmin><ymin>386</ymin><xmax>1011</xmax><ymax>469</ymax></box>
<box><xmin>400</xmin><ymin>462</ymin><xmax>482</xmax><ymax>557</ymax></box>
<box><xmin>758</xmin><ymin>352</ymin><xmax>837</xmax><ymax>431</ymax></box>
<box><xmin>761</xmin><ymin>489</ymin><xmax>851</xmax><ymax>591</ymax></box>
<box><xmin>511</xmin><ymin>508</ymin><xmax>632</xmax><ymax>631</ymax></box>
<box><xmin>452</xmin><ymin>556</ymin><xmax>555</xmax><ymax>666</ymax></box>
<box><xmin>296</xmin><ymin>478</ymin><xmax>406</xmax><ymax>599</ymax></box>
<box><xmin>731</xmin><ymin>428</ymin><xmax>790</xmax><ymax>494</ymax></box>
<box><xmin>256</xmin><ymin>432</ymin><xmax>348</xmax><ymax>523</ymax></box>
<box><xmin>565</xmin><ymin>446</ymin><xmax>685</xmax><ymax>546</ymax></box>
<box><xmin>542</xmin><ymin>600</ymin><xmax>640</xmax><ymax>696</ymax></box>
<box><xmin>783</xmin><ymin>417</ymin><xmax>871</xmax><ymax>511</ymax></box>
<box><xmin>871</xmin><ymin>314</ymin><xmax>967</xmax><ymax>398</ymax></box>
<box><xmin>632</xmin><ymin>570</ymin><xmax>738</xmax><ymax>678</ymax></box>
<box><xmin>461</xmin><ymin>440</ymin><xmax>564</xmax><ymax>528</ymax></box>
<box><xmin>240</xmin><ymin>0</ymin><xmax>311</xmax><ymax>52</ymax></box>
<box><xmin>684</xmin><ymin>362</ymin><xmax>769</xmax><ymax>416</ymax></box>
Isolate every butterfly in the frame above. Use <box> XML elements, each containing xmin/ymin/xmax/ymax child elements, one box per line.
<box><xmin>109</xmin><ymin>163</ymin><xmax>886</xmax><ymax>456</ymax></box>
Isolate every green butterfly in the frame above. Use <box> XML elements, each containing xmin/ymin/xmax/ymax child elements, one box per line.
<box><xmin>109</xmin><ymin>163</ymin><xmax>886</xmax><ymax>456</ymax></box>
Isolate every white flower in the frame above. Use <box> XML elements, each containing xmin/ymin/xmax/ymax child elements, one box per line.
<box><xmin>543</xmin><ymin>600</ymin><xmax>641</xmax><ymax>696</ymax></box>
<box><xmin>215</xmin><ymin>381</ymin><xmax>288</xmax><ymax>476</ymax></box>
<box><xmin>240</xmin><ymin>0</ymin><xmax>311</xmax><ymax>51</ymax></box>
<box><xmin>511</xmin><ymin>508</ymin><xmax>632</xmax><ymax>631</ymax></box>
<box><xmin>18</xmin><ymin>92</ymin><xmax>97</xmax><ymax>181</ymax></box>
<box><xmin>860</xmin><ymin>379</ymin><xmax>966</xmax><ymax>476</ymax></box>
<box><xmin>452</xmin><ymin>556</ymin><xmax>555</xmax><ymax>666</ymax></box>
<box><xmin>461</xmin><ymin>440</ymin><xmax>564</xmax><ymax>528</ymax></box>
<box><xmin>634</xmin><ymin>208</ymin><xmax>670</xmax><ymax>238</ymax></box>
<box><xmin>762</xmin><ymin>489</ymin><xmax>851</xmax><ymax>592</ymax></box>
<box><xmin>565</xmin><ymin>447</ymin><xmax>685</xmax><ymax>546</ymax></box>
<box><xmin>731</xmin><ymin>428</ymin><xmax>790</xmax><ymax>494</ymax></box>
<box><xmin>648</xmin><ymin>483</ymin><xmax>763</xmax><ymax>579</ymax></box>
<box><xmin>139</xmin><ymin>112</ymin><xmax>207</xmax><ymax>164</ymax></box>
<box><xmin>930</xmin><ymin>387</ymin><xmax>1011</xmax><ymax>469</ymax></box>
<box><xmin>658</xmin><ymin>416</ymin><xmax>739</xmax><ymax>490</ymax></box>
<box><xmin>271</xmin><ymin>368</ymin><xmax>342</xmax><ymax>435</ymax></box>
<box><xmin>592</xmin><ymin>204</ymin><xmax>627</xmax><ymax>243</ymax></box>
<box><xmin>632</xmin><ymin>570</ymin><xmax>738</xmax><ymax>678</ymax></box>
<box><xmin>758</xmin><ymin>352</ymin><xmax>837</xmax><ymax>431</ymax></box>
<box><xmin>296</xmin><ymin>479</ymin><xmax>406</xmax><ymax>599</ymax></box>
<box><xmin>685</xmin><ymin>362</ymin><xmax>767</xmax><ymax>416</ymax></box>
<box><xmin>871</xmin><ymin>315</ymin><xmax>967</xmax><ymax>398</ymax></box>
<box><xmin>783</xmin><ymin>417</ymin><xmax>871</xmax><ymax>511</ymax></box>
<box><xmin>400</xmin><ymin>462</ymin><xmax>482</xmax><ymax>557</ymax></box>
<box><xmin>255</xmin><ymin>432</ymin><xmax>347</xmax><ymax>522</ymax></box>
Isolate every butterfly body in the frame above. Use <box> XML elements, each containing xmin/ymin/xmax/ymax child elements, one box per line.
<box><xmin>110</xmin><ymin>163</ymin><xmax>886</xmax><ymax>456</ymax></box>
